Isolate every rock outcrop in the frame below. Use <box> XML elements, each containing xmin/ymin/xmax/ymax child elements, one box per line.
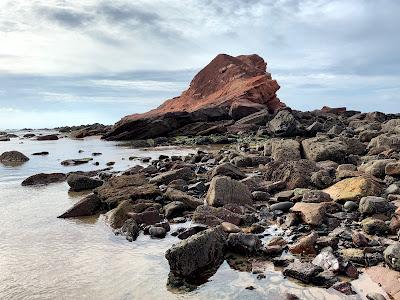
<box><xmin>103</xmin><ymin>54</ymin><xmax>285</xmax><ymax>140</ymax></box>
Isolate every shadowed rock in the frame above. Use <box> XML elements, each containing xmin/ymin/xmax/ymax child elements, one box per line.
<box><xmin>58</xmin><ymin>194</ymin><xmax>102</xmax><ymax>218</ymax></box>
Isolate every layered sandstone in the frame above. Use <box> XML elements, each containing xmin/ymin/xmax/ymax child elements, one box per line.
<box><xmin>104</xmin><ymin>54</ymin><xmax>285</xmax><ymax>140</ymax></box>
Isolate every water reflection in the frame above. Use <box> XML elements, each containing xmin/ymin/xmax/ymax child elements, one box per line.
<box><xmin>0</xmin><ymin>132</ymin><xmax>388</xmax><ymax>299</ymax></box>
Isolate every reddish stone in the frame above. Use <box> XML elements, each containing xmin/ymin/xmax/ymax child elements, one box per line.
<box><xmin>320</xmin><ymin>106</ymin><xmax>347</xmax><ymax>114</ymax></box>
<box><xmin>104</xmin><ymin>54</ymin><xmax>286</xmax><ymax>140</ymax></box>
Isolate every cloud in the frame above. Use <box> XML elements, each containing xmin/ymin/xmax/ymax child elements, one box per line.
<box><xmin>35</xmin><ymin>5</ymin><xmax>94</xmax><ymax>28</ymax></box>
<box><xmin>96</xmin><ymin>2</ymin><xmax>160</xmax><ymax>24</ymax></box>
<box><xmin>0</xmin><ymin>0</ymin><xmax>399</xmax><ymax>128</ymax></box>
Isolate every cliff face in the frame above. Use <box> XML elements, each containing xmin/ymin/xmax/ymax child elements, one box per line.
<box><xmin>104</xmin><ymin>54</ymin><xmax>285</xmax><ymax>140</ymax></box>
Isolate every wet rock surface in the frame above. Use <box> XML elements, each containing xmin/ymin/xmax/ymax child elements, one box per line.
<box><xmin>22</xmin><ymin>172</ymin><xmax>67</xmax><ymax>186</ymax></box>
<box><xmin>0</xmin><ymin>150</ymin><xmax>29</xmax><ymax>163</ymax></box>
<box><xmin>66</xmin><ymin>174</ymin><xmax>103</xmax><ymax>192</ymax></box>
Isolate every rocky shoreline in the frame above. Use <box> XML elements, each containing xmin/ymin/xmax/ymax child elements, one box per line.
<box><xmin>1</xmin><ymin>53</ymin><xmax>400</xmax><ymax>299</ymax></box>
<box><xmin>1</xmin><ymin>107</ymin><xmax>400</xmax><ymax>299</ymax></box>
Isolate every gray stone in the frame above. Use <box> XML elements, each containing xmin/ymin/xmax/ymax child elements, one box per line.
<box><xmin>211</xmin><ymin>162</ymin><xmax>246</xmax><ymax>180</ymax></box>
<box><xmin>302</xmin><ymin>190</ymin><xmax>332</xmax><ymax>203</ymax></box>
<box><xmin>312</xmin><ymin>249</ymin><xmax>340</xmax><ymax>273</ymax></box>
<box><xmin>302</xmin><ymin>136</ymin><xmax>365</xmax><ymax>163</ymax></box>
<box><xmin>206</xmin><ymin>176</ymin><xmax>252</xmax><ymax>207</ymax></box>
<box><xmin>117</xmin><ymin>218</ymin><xmax>140</xmax><ymax>242</ymax></box>
<box><xmin>268</xmin><ymin>110</ymin><xmax>299</xmax><ymax>137</ymax></box>
<box><xmin>283</xmin><ymin>262</ymin><xmax>323</xmax><ymax>284</ymax></box>
<box><xmin>164</xmin><ymin>201</ymin><xmax>187</xmax><ymax>219</ymax></box>
<box><xmin>67</xmin><ymin>174</ymin><xmax>103</xmax><ymax>192</ymax></box>
<box><xmin>227</xmin><ymin>233</ymin><xmax>262</xmax><ymax>254</ymax></box>
<box><xmin>359</xmin><ymin>196</ymin><xmax>389</xmax><ymax>215</ymax></box>
<box><xmin>251</xmin><ymin>191</ymin><xmax>270</xmax><ymax>201</ymax></box>
<box><xmin>271</xmin><ymin>139</ymin><xmax>301</xmax><ymax>161</ymax></box>
<box><xmin>0</xmin><ymin>151</ymin><xmax>29</xmax><ymax>163</ymax></box>
<box><xmin>383</xmin><ymin>242</ymin><xmax>400</xmax><ymax>271</ymax></box>
<box><xmin>150</xmin><ymin>167</ymin><xmax>195</xmax><ymax>185</ymax></box>
<box><xmin>361</xmin><ymin>218</ymin><xmax>389</xmax><ymax>235</ymax></box>
<box><xmin>149</xmin><ymin>226</ymin><xmax>167</xmax><ymax>238</ymax></box>
<box><xmin>165</xmin><ymin>227</ymin><xmax>227</xmax><ymax>278</ymax></box>
<box><xmin>358</xmin><ymin>159</ymin><xmax>396</xmax><ymax>178</ymax></box>
<box><xmin>344</xmin><ymin>201</ymin><xmax>358</xmax><ymax>212</ymax></box>
<box><xmin>270</xmin><ymin>201</ymin><xmax>294</xmax><ymax>212</ymax></box>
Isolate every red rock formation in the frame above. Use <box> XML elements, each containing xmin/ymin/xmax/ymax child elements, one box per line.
<box><xmin>104</xmin><ymin>54</ymin><xmax>285</xmax><ymax>140</ymax></box>
<box><xmin>321</xmin><ymin>106</ymin><xmax>347</xmax><ymax>114</ymax></box>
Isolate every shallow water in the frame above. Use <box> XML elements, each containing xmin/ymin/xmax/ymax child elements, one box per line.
<box><xmin>0</xmin><ymin>132</ymin><xmax>386</xmax><ymax>300</ymax></box>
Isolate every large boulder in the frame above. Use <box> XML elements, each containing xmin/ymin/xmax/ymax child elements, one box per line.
<box><xmin>324</xmin><ymin>176</ymin><xmax>383</xmax><ymax>202</ymax></box>
<box><xmin>95</xmin><ymin>174</ymin><xmax>161</xmax><ymax>207</ymax></box>
<box><xmin>150</xmin><ymin>167</ymin><xmax>195</xmax><ymax>185</ymax></box>
<box><xmin>358</xmin><ymin>159</ymin><xmax>396</xmax><ymax>178</ymax></box>
<box><xmin>104</xmin><ymin>54</ymin><xmax>285</xmax><ymax>140</ymax></box>
<box><xmin>0</xmin><ymin>151</ymin><xmax>29</xmax><ymax>163</ymax></box>
<box><xmin>302</xmin><ymin>136</ymin><xmax>365</xmax><ymax>163</ymax></box>
<box><xmin>359</xmin><ymin>196</ymin><xmax>389</xmax><ymax>215</ymax></box>
<box><xmin>165</xmin><ymin>227</ymin><xmax>227</xmax><ymax>279</ymax></box>
<box><xmin>192</xmin><ymin>205</ymin><xmax>243</xmax><ymax>226</ymax></box>
<box><xmin>106</xmin><ymin>200</ymin><xmax>162</xmax><ymax>228</ymax></box>
<box><xmin>205</xmin><ymin>176</ymin><xmax>252</xmax><ymax>207</ymax></box>
<box><xmin>368</xmin><ymin>133</ymin><xmax>400</xmax><ymax>152</ymax></box>
<box><xmin>106</xmin><ymin>200</ymin><xmax>135</xmax><ymax>228</ymax></box>
<box><xmin>268</xmin><ymin>110</ymin><xmax>299</xmax><ymax>137</ymax></box>
<box><xmin>271</xmin><ymin>139</ymin><xmax>301</xmax><ymax>161</ymax></box>
<box><xmin>67</xmin><ymin>174</ymin><xmax>103</xmax><ymax>192</ymax></box>
<box><xmin>263</xmin><ymin>159</ymin><xmax>318</xmax><ymax>189</ymax></box>
<box><xmin>21</xmin><ymin>173</ymin><xmax>66</xmax><ymax>186</ymax></box>
<box><xmin>164</xmin><ymin>201</ymin><xmax>187</xmax><ymax>219</ymax></box>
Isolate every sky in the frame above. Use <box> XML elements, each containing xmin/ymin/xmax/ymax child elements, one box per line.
<box><xmin>0</xmin><ymin>0</ymin><xmax>399</xmax><ymax>129</ymax></box>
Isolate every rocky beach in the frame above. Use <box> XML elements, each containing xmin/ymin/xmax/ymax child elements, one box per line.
<box><xmin>1</xmin><ymin>54</ymin><xmax>400</xmax><ymax>300</ymax></box>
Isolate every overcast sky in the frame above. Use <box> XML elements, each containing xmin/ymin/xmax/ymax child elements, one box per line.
<box><xmin>0</xmin><ymin>0</ymin><xmax>399</xmax><ymax>129</ymax></box>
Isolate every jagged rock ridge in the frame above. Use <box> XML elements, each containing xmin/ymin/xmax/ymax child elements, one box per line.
<box><xmin>103</xmin><ymin>54</ymin><xmax>285</xmax><ymax>140</ymax></box>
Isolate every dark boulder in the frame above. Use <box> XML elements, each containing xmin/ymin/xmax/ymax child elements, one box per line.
<box><xmin>283</xmin><ymin>262</ymin><xmax>323</xmax><ymax>284</ymax></box>
<box><xmin>37</xmin><ymin>134</ymin><xmax>59</xmax><ymax>141</ymax></box>
<box><xmin>150</xmin><ymin>167</ymin><xmax>195</xmax><ymax>185</ymax></box>
<box><xmin>268</xmin><ymin>110</ymin><xmax>299</xmax><ymax>137</ymax></box>
<box><xmin>165</xmin><ymin>227</ymin><xmax>227</xmax><ymax>279</ymax></box>
<box><xmin>22</xmin><ymin>173</ymin><xmax>66</xmax><ymax>186</ymax></box>
<box><xmin>67</xmin><ymin>174</ymin><xmax>103</xmax><ymax>192</ymax></box>
<box><xmin>58</xmin><ymin>194</ymin><xmax>102</xmax><ymax>218</ymax></box>
<box><xmin>0</xmin><ymin>151</ymin><xmax>29</xmax><ymax>163</ymax></box>
<box><xmin>227</xmin><ymin>233</ymin><xmax>262</xmax><ymax>254</ymax></box>
<box><xmin>205</xmin><ymin>176</ymin><xmax>252</xmax><ymax>207</ymax></box>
